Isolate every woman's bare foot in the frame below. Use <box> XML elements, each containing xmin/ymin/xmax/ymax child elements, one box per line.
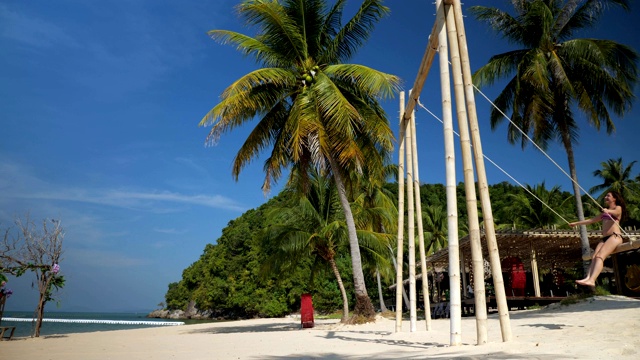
<box><xmin>576</xmin><ymin>279</ymin><xmax>594</xmax><ymax>286</ymax></box>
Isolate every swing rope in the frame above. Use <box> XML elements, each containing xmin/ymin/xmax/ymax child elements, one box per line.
<box><xmin>472</xmin><ymin>87</ymin><xmax>600</xmax><ymax>210</ymax></box>
<box><xmin>416</xmin><ymin>100</ymin><xmax>573</xmax><ymax>226</ymax></box>
<box><xmin>473</xmin><ymin>85</ymin><xmax>632</xmax><ymax>238</ymax></box>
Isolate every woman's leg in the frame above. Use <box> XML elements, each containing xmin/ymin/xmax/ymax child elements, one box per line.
<box><xmin>577</xmin><ymin>235</ymin><xmax>622</xmax><ymax>287</ymax></box>
<box><xmin>576</xmin><ymin>243</ymin><xmax>604</xmax><ymax>284</ymax></box>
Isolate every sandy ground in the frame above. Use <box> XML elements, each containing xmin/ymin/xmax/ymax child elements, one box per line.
<box><xmin>1</xmin><ymin>295</ymin><xmax>639</xmax><ymax>360</ymax></box>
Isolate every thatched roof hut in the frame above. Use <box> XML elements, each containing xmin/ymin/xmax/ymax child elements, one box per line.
<box><xmin>423</xmin><ymin>228</ymin><xmax>640</xmax><ymax>297</ymax></box>
<box><xmin>426</xmin><ymin>228</ymin><xmax>640</xmax><ymax>271</ymax></box>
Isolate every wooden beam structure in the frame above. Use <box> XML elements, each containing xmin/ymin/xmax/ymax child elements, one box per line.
<box><xmin>402</xmin><ymin>22</ymin><xmax>439</xmax><ymax>124</ymax></box>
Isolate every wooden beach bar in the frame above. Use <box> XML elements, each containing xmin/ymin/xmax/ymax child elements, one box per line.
<box><xmin>400</xmin><ymin>229</ymin><xmax>640</xmax><ymax>316</ymax></box>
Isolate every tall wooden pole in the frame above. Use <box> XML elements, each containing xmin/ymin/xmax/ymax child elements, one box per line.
<box><xmin>395</xmin><ymin>91</ymin><xmax>407</xmax><ymax>333</ymax></box>
<box><xmin>406</xmin><ymin>97</ymin><xmax>417</xmax><ymax>332</ymax></box>
<box><xmin>451</xmin><ymin>0</ymin><xmax>512</xmax><ymax>341</ymax></box>
<box><xmin>531</xmin><ymin>243</ymin><xmax>541</xmax><ymax>297</ymax></box>
<box><xmin>410</xmin><ymin>109</ymin><xmax>432</xmax><ymax>330</ymax></box>
<box><xmin>460</xmin><ymin>252</ymin><xmax>467</xmax><ymax>298</ymax></box>
<box><xmin>435</xmin><ymin>0</ymin><xmax>461</xmax><ymax>346</ymax></box>
<box><xmin>445</xmin><ymin>2</ymin><xmax>486</xmax><ymax>345</ymax></box>
<box><xmin>403</xmin><ymin>23</ymin><xmax>439</xmax><ymax>124</ymax></box>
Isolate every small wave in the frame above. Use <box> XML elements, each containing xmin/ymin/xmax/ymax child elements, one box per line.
<box><xmin>2</xmin><ymin>317</ymin><xmax>184</xmax><ymax>326</ymax></box>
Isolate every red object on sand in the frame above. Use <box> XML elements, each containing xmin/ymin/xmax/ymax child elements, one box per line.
<box><xmin>502</xmin><ymin>257</ymin><xmax>526</xmax><ymax>296</ymax></box>
<box><xmin>300</xmin><ymin>293</ymin><xmax>314</xmax><ymax>328</ymax></box>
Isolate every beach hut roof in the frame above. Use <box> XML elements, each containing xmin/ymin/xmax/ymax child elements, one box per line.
<box><xmin>425</xmin><ymin>228</ymin><xmax>640</xmax><ymax>272</ymax></box>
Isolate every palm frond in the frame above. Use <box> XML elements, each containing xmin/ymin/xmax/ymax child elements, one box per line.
<box><xmin>208</xmin><ymin>30</ymin><xmax>285</xmax><ymax>67</ymax></box>
<box><xmin>473</xmin><ymin>49</ymin><xmax>527</xmax><ymax>87</ymax></box>
<box><xmin>325</xmin><ymin>64</ymin><xmax>399</xmax><ymax>100</ymax></box>
<box><xmin>560</xmin><ymin>0</ymin><xmax>630</xmax><ymax>40</ymax></box>
<box><xmin>321</xmin><ymin>0</ymin><xmax>389</xmax><ymax>63</ymax></box>
<box><xmin>317</xmin><ymin>0</ymin><xmax>346</xmax><ymax>55</ymax></box>
<box><xmin>199</xmin><ymin>68</ymin><xmax>295</xmax><ymax>142</ymax></box>
<box><xmin>468</xmin><ymin>5</ymin><xmax>525</xmax><ymax>45</ymax></box>
<box><xmin>232</xmin><ymin>100</ymin><xmax>289</xmax><ymax>180</ymax></box>
<box><xmin>237</xmin><ymin>0</ymin><xmax>306</xmax><ymax>64</ymax></box>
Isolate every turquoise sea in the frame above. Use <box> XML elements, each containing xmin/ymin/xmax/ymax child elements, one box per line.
<box><xmin>1</xmin><ymin>311</ymin><xmax>212</xmax><ymax>338</ymax></box>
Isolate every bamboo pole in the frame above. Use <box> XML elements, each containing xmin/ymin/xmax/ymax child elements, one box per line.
<box><xmin>531</xmin><ymin>243</ymin><xmax>541</xmax><ymax>297</ymax></box>
<box><xmin>395</xmin><ymin>91</ymin><xmax>407</xmax><ymax>333</ymax></box>
<box><xmin>410</xmin><ymin>109</ymin><xmax>432</xmax><ymax>330</ymax></box>
<box><xmin>460</xmin><ymin>252</ymin><xmax>467</xmax><ymax>298</ymax></box>
<box><xmin>451</xmin><ymin>0</ymin><xmax>512</xmax><ymax>341</ymax></box>
<box><xmin>389</xmin><ymin>245</ymin><xmax>411</xmax><ymax>308</ymax></box>
<box><xmin>435</xmin><ymin>0</ymin><xmax>461</xmax><ymax>346</ymax></box>
<box><xmin>406</xmin><ymin>97</ymin><xmax>417</xmax><ymax>332</ymax></box>
<box><xmin>445</xmin><ymin>3</ymin><xmax>484</xmax><ymax>345</ymax></box>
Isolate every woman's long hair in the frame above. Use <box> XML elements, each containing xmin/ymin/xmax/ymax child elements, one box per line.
<box><xmin>608</xmin><ymin>191</ymin><xmax>627</xmax><ymax>223</ymax></box>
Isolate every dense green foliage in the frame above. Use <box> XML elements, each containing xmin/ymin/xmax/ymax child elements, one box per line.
<box><xmin>166</xmin><ymin>192</ymin><xmax>356</xmax><ymax>318</ymax></box>
<box><xmin>164</xmin><ymin>171</ymin><xmax>640</xmax><ymax>318</ymax></box>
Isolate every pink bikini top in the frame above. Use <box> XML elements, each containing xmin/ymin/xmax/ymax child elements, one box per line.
<box><xmin>601</xmin><ymin>212</ymin><xmax>619</xmax><ymax>221</ymax></box>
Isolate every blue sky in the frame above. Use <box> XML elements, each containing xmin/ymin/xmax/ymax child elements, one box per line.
<box><xmin>1</xmin><ymin>1</ymin><xmax>638</xmax><ymax>313</ymax></box>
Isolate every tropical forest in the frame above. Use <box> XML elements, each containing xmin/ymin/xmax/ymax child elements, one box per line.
<box><xmin>164</xmin><ymin>166</ymin><xmax>640</xmax><ymax>320</ymax></box>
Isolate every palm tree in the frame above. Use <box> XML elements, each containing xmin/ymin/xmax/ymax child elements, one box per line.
<box><xmin>417</xmin><ymin>203</ymin><xmax>448</xmax><ymax>302</ymax></box>
<box><xmin>200</xmin><ymin>0</ymin><xmax>399</xmax><ymax>320</ymax></box>
<box><xmin>505</xmin><ymin>182</ymin><xmax>572</xmax><ymax>229</ymax></box>
<box><xmin>262</xmin><ymin>169</ymin><xmax>352</xmax><ymax>323</ymax></box>
<box><xmin>590</xmin><ymin>157</ymin><xmax>640</xmax><ymax>227</ymax></box>
<box><xmin>421</xmin><ymin>204</ymin><xmax>448</xmax><ymax>255</ymax></box>
<box><xmin>350</xmin><ymin>164</ymin><xmax>397</xmax><ymax>312</ymax></box>
<box><xmin>590</xmin><ymin>157</ymin><xmax>638</xmax><ymax>200</ymax></box>
<box><xmin>470</xmin><ymin>0</ymin><xmax>638</xmax><ymax>270</ymax></box>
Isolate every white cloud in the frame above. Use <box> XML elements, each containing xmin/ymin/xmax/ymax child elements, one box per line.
<box><xmin>0</xmin><ymin>158</ymin><xmax>247</xmax><ymax>213</ymax></box>
<box><xmin>65</xmin><ymin>248</ymin><xmax>149</xmax><ymax>268</ymax></box>
<box><xmin>153</xmin><ymin>228</ymin><xmax>187</xmax><ymax>235</ymax></box>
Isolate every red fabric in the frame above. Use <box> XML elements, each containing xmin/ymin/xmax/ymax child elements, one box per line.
<box><xmin>502</xmin><ymin>257</ymin><xmax>526</xmax><ymax>296</ymax></box>
<box><xmin>510</xmin><ymin>271</ymin><xmax>526</xmax><ymax>296</ymax></box>
<box><xmin>300</xmin><ymin>293</ymin><xmax>314</xmax><ymax>328</ymax></box>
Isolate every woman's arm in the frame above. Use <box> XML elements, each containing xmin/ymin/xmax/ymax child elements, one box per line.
<box><xmin>569</xmin><ymin>215</ymin><xmax>601</xmax><ymax>228</ymax></box>
<box><xmin>603</xmin><ymin>206</ymin><xmax>622</xmax><ymax>220</ymax></box>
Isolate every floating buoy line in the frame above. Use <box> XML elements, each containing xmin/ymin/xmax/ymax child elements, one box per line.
<box><xmin>2</xmin><ymin>317</ymin><xmax>184</xmax><ymax>326</ymax></box>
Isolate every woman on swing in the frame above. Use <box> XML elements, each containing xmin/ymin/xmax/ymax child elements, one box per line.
<box><xmin>569</xmin><ymin>191</ymin><xmax>627</xmax><ymax>288</ymax></box>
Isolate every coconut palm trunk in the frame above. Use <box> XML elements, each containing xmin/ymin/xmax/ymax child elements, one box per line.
<box><xmin>376</xmin><ymin>267</ymin><xmax>388</xmax><ymax>312</ymax></box>
<box><xmin>561</xmin><ymin>129</ymin><xmax>590</xmax><ymax>272</ymax></box>
<box><xmin>327</xmin><ymin>154</ymin><xmax>376</xmax><ymax>320</ymax></box>
<box><xmin>388</xmin><ymin>245</ymin><xmax>410</xmax><ymax>309</ymax></box>
<box><xmin>329</xmin><ymin>257</ymin><xmax>350</xmax><ymax>323</ymax></box>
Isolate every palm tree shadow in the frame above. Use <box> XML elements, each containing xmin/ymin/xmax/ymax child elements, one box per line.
<box><xmin>323</xmin><ymin>330</ymin><xmax>444</xmax><ymax>350</ymax></box>
<box><xmin>523</xmin><ymin>323</ymin><xmax>570</xmax><ymax>330</ymax></box>
<box><xmin>258</xmin><ymin>352</ymin><xmax>564</xmax><ymax>360</ymax></box>
<box><xmin>186</xmin><ymin>322</ymin><xmax>302</xmax><ymax>335</ymax></box>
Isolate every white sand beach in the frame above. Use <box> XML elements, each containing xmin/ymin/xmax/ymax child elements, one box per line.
<box><xmin>2</xmin><ymin>295</ymin><xmax>639</xmax><ymax>360</ymax></box>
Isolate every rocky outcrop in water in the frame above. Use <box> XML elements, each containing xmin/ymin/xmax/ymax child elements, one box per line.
<box><xmin>147</xmin><ymin>300</ymin><xmax>213</xmax><ymax>320</ymax></box>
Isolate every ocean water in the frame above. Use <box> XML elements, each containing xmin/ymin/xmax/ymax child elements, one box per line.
<box><xmin>1</xmin><ymin>311</ymin><xmax>210</xmax><ymax>338</ymax></box>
